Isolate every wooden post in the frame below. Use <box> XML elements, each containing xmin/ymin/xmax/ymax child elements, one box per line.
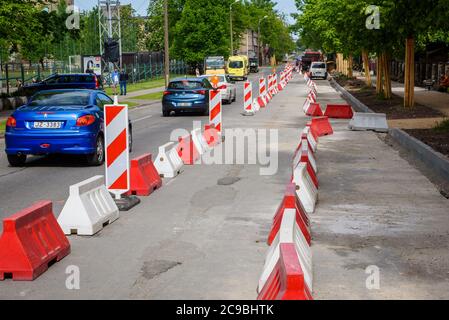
<box><xmin>376</xmin><ymin>54</ymin><xmax>383</xmax><ymax>95</ymax></box>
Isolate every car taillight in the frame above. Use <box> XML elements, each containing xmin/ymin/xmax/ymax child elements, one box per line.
<box><xmin>163</xmin><ymin>91</ymin><xmax>172</xmax><ymax>96</ymax></box>
<box><xmin>6</xmin><ymin>117</ymin><xmax>17</xmax><ymax>128</ymax></box>
<box><xmin>196</xmin><ymin>90</ymin><xmax>206</xmax><ymax>95</ymax></box>
<box><xmin>218</xmin><ymin>85</ymin><xmax>227</xmax><ymax>90</ymax></box>
<box><xmin>76</xmin><ymin>115</ymin><xmax>96</xmax><ymax>127</ymax></box>
<box><xmin>6</xmin><ymin>116</ymin><xmax>16</xmax><ymax>128</ymax></box>
<box><xmin>94</xmin><ymin>76</ymin><xmax>100</xmax><ymax>89</ymax></box>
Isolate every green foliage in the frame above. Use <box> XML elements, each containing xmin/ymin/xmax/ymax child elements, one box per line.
<box><xmin>293</xmin><ymin>0</ymin><xmax>449</xmax><ymax>59</ymax></box>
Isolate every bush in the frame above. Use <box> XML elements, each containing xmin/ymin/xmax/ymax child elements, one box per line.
<box><xmin>434</xmin><ymin>119</ymin><xmax>449</xmax><ymax>133</ymax></box>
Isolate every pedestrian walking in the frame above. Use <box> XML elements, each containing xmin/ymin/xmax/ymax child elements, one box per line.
<box><xmin>111</xmin><ymin>68</ymin><xmax>120</xmax><ymax>96</ymax></box>
<box><xmin>195</xmin><ymin>65</ymin><xmax>200</xmax><ymax>77</ymax></box>
<box><xmin>120</xmin><ymin>69</ymin><xmax>129</xmax><ymax>96</ymax></box>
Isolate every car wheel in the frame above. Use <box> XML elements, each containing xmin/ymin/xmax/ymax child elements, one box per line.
<box><xmin>7</xmin><ymin>154</ymin><xmax>27</xmax><ymax>167</ymax></box>
<box><xmin>86</xmin><ymin>135</ymin><xmax>105</xmax><ymax>166</ymax></box>
<box><xmin>163</xmin><ymin>110</ymin><xmax>170</xmax><ymax>117</ymax></box>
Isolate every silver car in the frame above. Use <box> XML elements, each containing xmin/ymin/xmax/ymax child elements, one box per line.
<box><xmin>198</xmin><ymin>75</ymin><xmax>237</xmax><ymax>104</ymax></box>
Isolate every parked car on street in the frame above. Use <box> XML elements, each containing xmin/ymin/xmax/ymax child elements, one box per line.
<box><xmin>197</xmin><ymin>75</ymin><xmax>237</xmax><ymax>104</ymax></box>
<box><xmin>162</xmin><ymin>77</ymin><xmax>213</xmax><ymax>117</ymax></box>
<box><xmin>19</xmin><ymin>73</ymin><xmax>103</xmax><ymax>98</ymax></box>
<box><xmin>4</xmin><ymin>89</ymin><xmax>132</xmax><ymax>167</ymax></box>
<box><xmin>309</xmin><ymin>61</ymin><xmax>328</xmax><ymax>80</ymax></box>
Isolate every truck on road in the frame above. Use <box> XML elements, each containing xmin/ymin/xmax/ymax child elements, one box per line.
<box><xmin>204</xmin><ymin>56</ymin><xmax>226</xmax><ymax>76</ymax></box>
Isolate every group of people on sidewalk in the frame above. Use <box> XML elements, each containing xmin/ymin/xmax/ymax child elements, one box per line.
<box><xmin>110</xmin><ymin>68</ymin><xmax>129</xmax><ymax>96</ymax></box>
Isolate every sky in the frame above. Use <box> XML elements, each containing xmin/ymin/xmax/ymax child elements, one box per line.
<box><xmin>75</xmin><ymin>0</ymin><xmax>298</xmax><ymax>23</ymax></box>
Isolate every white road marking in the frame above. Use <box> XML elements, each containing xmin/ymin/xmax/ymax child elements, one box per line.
<box><xmin>132</xmin><ymin>115</ymin><xmax>153</xmax><ymax>124</ymax></box>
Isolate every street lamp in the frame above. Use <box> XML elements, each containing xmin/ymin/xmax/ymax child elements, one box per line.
<box><xmin>230</xmin><ymin>0</ymin><xmax>240</xmax><ymax>56</ymax></box>
<box><xmin>258</xmin><ymin>15</ymin><xmax>268</xmax><ymax>65</ymax></box>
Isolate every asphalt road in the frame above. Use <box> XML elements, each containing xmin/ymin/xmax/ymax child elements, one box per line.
<box><xmin>0</xmin><ymin>67</ymin><xmax>277</xmax><ymax>223</ymax></box>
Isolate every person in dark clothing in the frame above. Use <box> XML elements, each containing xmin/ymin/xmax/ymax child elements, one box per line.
<box><xmin>119</xmin><ymin>70</ymin><xmax>129</xmax><ymax>96</ymax></box>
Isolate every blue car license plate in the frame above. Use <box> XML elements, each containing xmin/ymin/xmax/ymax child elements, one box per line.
<box><xmin>33</xmin><ymin>121</ymin><xmax>64</xmax><ymax>129</ymax></box>
<box><xmin>177</xmin><ymin>102</ymin><xmax>192</xmax><ymax>107</ymax></box>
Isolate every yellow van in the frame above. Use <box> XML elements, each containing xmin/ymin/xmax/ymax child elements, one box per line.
<box><xmin>227</xmin><ymin>55</ymin><xmax>249</xmax><ymax>81</ymax></box>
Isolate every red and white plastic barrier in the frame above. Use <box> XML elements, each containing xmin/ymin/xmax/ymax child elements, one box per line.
<box><xmin>128</xmin><ymin>154</ymin><xmax>163</xmax><ymax>196</ymax></box>
<box><xmin>258</xmin><ymin>77</ymin><xmax>268</xmax><ymax>107</ymax></box>
<box><xmin>0</xmin><ymin>201</ymin><xmax>71</xmax><ymax>281</ymax></box>
<box><xmin>154</xmin><ymin>142</ymin><xmax>183</xmax><ymax>178</ymax></box>
<box><xmin>58</xmin><ymin>175</ymin><xmax>120</xmax><ymax>235</ymax></box>
<box><xmin>258</xmin><ymin>209</ymin><xmax>313</xmax><ymax>300</ymax></box>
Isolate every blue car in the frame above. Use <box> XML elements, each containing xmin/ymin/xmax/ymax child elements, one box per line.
<box><xmin>19</xmin><ymin>73</ymin><xmax>103</xmax><ymax>98</ymax></box>
<box><xmin>162</xmin><ymin>77</ymin><xmax>213</xmax><ymax>117</ymax></box>
<box><xmin>4</xmin><ymin>89</ymin><xmax>133</xmax><ymax>167</ymax></box>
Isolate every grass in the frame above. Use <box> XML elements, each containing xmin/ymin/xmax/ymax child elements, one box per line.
<box><xmin>434</xmin><ymin>119</ymin><xmax>449</xmax><ymax>133</ymax></box>
<box><xmin>104</xmin><ymin>78</ymin><xmax>166</xmax><ymax>96</ymax></box>
<box><xmin>131</xmin><ymin>91</ymin><xmax>164</xmax><ymax>101</ymax></box>
<box><xmin>0</xmin><ymin>119</ymin><xmax>6</xmax><ymax>135</ymax></box>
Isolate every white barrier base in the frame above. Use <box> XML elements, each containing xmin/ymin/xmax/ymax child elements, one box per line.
<box><xmin>293</xmin><ymin>164</ymin><xmax>318</xmax><ymax>214</ymax></box>
<box><xmin>58</xmin><ymin>175</ymin><xmax>119</xmax><ymax>236</ymax></box>
<box><xmin>192</xmin><ymin>128</ymin><xmax>211</xmax><ymax>155</ymax></box>
<box><xmin>154</xmin><ymin>142</ymin><xmax>183</xmax><ymax>178</ymax></box>
<box><xmin>349</xmin><ymin>113</ymin><xmax>389</xmax><ymax>132</ymax></box>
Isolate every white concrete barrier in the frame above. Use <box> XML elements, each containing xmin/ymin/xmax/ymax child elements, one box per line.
<box><xmin>192</xmin><ymin>128</ymin><xmax>210</xmax><ymax>155</ymax></box>
<box><xmin>154</xmin><ymin>142</ymin><xmax>183</xmax><ymax>178</ymax></box>
<box><xmin>58</xmin><ymin>176</ymin><xmax>120</xmax><ymax>236</ymax></box>
<box><xmin>349</xmin><ymin>112</ymin><xmax>389</xmax><ymax>133</ymax></box>
<box><xmin>292</xmin><ymin>164</ymin><xmax>318</xmax><ymax>214</ymax></box>
<box><xmin>257</xmin><ymin>208</ymin><xmax>312</xmax><ymax>294</ymax></box>
<box><xmin>294</xmin><ymin>139</ymin><xmax>317</xmax><ymax>174</ymax></box>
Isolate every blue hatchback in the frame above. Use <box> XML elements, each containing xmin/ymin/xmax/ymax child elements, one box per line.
<box><xmin>162</xmin><ymin>77</ymin><xmax>213</xmax><ymax>117</ymax></box>
<box><xmin>4</xmin><ymin>89</ymin><xmax>132</xmax><ymax>167</ymax></box>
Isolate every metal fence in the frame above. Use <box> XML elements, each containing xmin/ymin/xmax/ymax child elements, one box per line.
<box><xmin>0</xmin><ymin>60</ymin><xmax>189</xmax><ymax>96</ymax></box>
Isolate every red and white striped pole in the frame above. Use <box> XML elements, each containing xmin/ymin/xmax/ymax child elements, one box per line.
<box><xmin>209</xmin><ymin>89</ymin><xmax>222</xmax><ymax>134</ymax></box>
<box><xmin>243</xmin><ymin>81</ymin><xmax>254</xmax><ymax>116</ymax></box>
<box><xmin>105</xmin><ymin>104</ymin><xmax>130</xmax><ymax>199</ymax></box>
<box><xmin>258</xmin><ymin>77</ymin><xmax>267</xmax><ymax>108</ymax></box>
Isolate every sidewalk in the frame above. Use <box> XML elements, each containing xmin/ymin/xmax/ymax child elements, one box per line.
<box><xmin>313</xmin><ymin>80</ymin><xmax>449</xmax><ymax>299</ymax></box>
<box><xmin>360</xmin><ymin>75</ymin><xmax>449</xmax><ymax>117</ymax></box>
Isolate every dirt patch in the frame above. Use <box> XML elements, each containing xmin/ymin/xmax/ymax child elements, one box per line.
<box><xmin>404</xmin><ymin>129</ymin><xmax>449</xmax><ymax>158</ymax></box>
<box><xmin>336</xmin><ymin>78</ymin><xmax>445</xmax><ymax>120</ymax></box>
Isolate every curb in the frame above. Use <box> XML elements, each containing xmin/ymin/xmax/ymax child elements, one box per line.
<box><xmin>388</xmin><ymin>128</ymin><xmax>449</xmax><ymax>183</ymax></box>
<box><xmin>328</xmin><ymin>77</ymin><xmax>449</xmax><ymax>186</ymax></box>
<box><xmin>329</xmin><ymin>78</ymin><xmax>375</xmax><ymax>113</ymax></box>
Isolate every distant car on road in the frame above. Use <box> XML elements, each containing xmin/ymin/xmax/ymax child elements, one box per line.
<box><xmin>19</xmin><ymin>73</ymin><xmax>103</xmax><ymax>97</ymax></box>
<box><xmin>4</xmin><ymin>89</ymin><xmax>133</xmax><ymax>167</ymax></box>
<box><xmin>162</xmin><ymin>78</ymin><xmax>213</xmax><ymax>117</ymax></box>
<box><xmin>249</xmin><ymin>58</ymin><xmax>259</xmax><ymax>73</ymax></box>
<box><xmin>309</xmin><ymin>62</ymin><xmax>328</xmax><ymax>80</ymax></box>
<box><xmin>197</xmin><ymin>75</ymin><xmax>237</xmax><ymax>104</ymax></box>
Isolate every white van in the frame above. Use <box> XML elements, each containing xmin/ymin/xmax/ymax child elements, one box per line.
<box><xmin>310</xmin><ymin>62</ymin><xmax>328</xmax><ymax>80</ymax></box>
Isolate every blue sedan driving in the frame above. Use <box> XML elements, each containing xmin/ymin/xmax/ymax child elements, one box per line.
<box><xmin>4</xmin><ymin>89</ymin><xmax>132</xmax><ymax>167</ymax></box>
<box><xmin>162</xmin><ymin>77</ymin><xmax>213</xmax><ymax>117</ymax></box>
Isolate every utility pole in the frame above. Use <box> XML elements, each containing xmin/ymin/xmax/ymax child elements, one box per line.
<box><xmin>258</xmin><ymin>16</ymin><xmax>268</xmax><ymax>65</ymax></box>
<box><xmin>164</xmin><ymin>0</ymin><xmax>170</xmax><ymax>88</ymax></box>
<box><xmin>230</xmin><ymin>0</ymin><xmax>239</xmax><ymax>56</ymax></box>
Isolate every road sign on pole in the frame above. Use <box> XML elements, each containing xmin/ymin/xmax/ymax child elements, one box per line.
<box><xmin>104</xmin><ymin>104</ymin><xmax>130</xmax><ymax>199</ymax></box>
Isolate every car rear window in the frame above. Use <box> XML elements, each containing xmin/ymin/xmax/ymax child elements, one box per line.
<box><xmin>229</xmin><ymin>61</ymin><xmax>243</xmax><ymax>68</ymax></box>
<box><xmin>312</xmin><ymin>63</ymin><xmax>326</xmax><ymax>69</ymax></box>
<box><xmin>29</xmin><ymin>91</ymin><xmax>91</xmax><ymax>106</ymax></box>
<box><xmin>168</xmin><ymin>81</ymin><xmax>203</xmax><ymax>90</ymax></box>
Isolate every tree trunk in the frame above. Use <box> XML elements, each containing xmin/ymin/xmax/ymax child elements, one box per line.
<box><xmin>376</xmin><ymin>54</ymin><xmax>383</xmax><ymax>95</ymax></box>
<box><xmin>404</xmin><ymin>37</ymin><xmax>415</xmax><ymax>108</ymax></box>
<box><xmin>382</xmin><ymin>52</ymin><xmax>392</xmax><ymax>99</ymax></box>
<box><xmin>362</xmin><ymin>49</ymin><xmax>371</xmax><ymax>86</ymax></box>
<box><xmin>348</xmin><ymin>54</ymin><xmax>353</xmax><ymax>78</ymax></box>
